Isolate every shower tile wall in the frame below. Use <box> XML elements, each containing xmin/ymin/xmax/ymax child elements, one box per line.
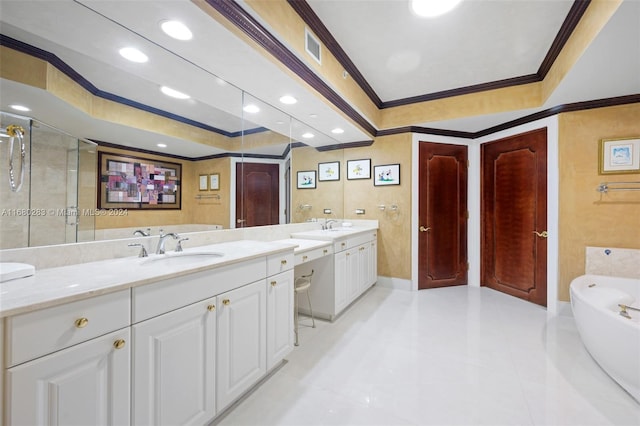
<box><xmin>585</xmin><ymin>246</ymin><xmax>640</xmax><ymax>279</ymax></box>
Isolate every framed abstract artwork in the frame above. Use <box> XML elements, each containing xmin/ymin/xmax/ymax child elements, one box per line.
<box><xmin>297</xmin><ymin>170</ymin><xmax>316</xmax><ymax>189</ymax></box>
<box><xmin>318</xmin><ymin>161</ymin><xmax>340</xmax><ymax>181</ymax></box>
<box><xmin>346</xmin><ymin>159</ymin><xmax>371</xmax><ymax>180</ymax></box>
<box><xmin>373</xmin><ymin>163</ymin><xmax>401</xmax><ymax>186</ymax></box>
<box><xmin>99</xmin><ymin>152</ymin><xmax>181</xmax><ymax>209</ymax></box>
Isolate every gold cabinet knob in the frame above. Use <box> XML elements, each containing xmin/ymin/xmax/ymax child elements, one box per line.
<box><xmin>280</xmin><ymin>259</ymin><xmax>287</xmax><ymax>265</ymax></box>
<box><xmin>323</xmin><ymin>249</ymin><xmax>328</xmax><ymax>254</ymax></box>
<box><xmin>532</xmin><ymin>230</ymin><xmax>548</xmax><ymax>238</ymax></box>
<box><xmin>222</xmin><ymin>299</ymin><xmax>230</xmax><ymax>306</ymax></box>
<box><xmin>113</xmin><ymin>339</ymin><xmax>126</xmax><ymax>350</ymax></box>
<box><xmin>302</xmin><ymin>255</ymin><xmax>308</xmax><ymax>261</ymax></box>
<box><xmin>341</xmin><ymin>242</ymin><xmax>346</xmax><ymax>248</ymax></box>
<box><xmin>207</xmin><ymin>304</ymin><xmax>216</xmax><ymax>311</ymax></box>
<box><xmin>419</xmin><ymin>226</ymin><xmax>430</xmax><ymax>232</ymax></box>
<box><xmin>74</xmin><ymin>317</ymin><xmax>89</xmax><ymax>328</ymax></box>
<box><xmin>270</xmin><ymin>281</ymin><xmax>277</xmax><ymax>287</ymax></box>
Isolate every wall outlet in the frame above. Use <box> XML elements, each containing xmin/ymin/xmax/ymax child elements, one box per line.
<box><xmin>323</xmin><ymin>209</ymin><xmax>332</xmax><ymax>214</ymax></box>
<box><xmin>355</xmin><ymin>209</ymin><xmax>365</xmax><ymax>215</ymax></box>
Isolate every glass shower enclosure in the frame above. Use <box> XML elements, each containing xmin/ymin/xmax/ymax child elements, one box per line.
<box><xmin>0</xmin><ymin>112</ymin><xmax>97</xmax><ymax>249</ymax></box>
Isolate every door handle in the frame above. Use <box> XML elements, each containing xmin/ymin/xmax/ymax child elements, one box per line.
<box><xmin>532</xmin><ymin>230</ymin><xmax>548</xmax><ymax>238</ymax></box>
<box><xmin>419</xmin><ymin>226</ymin><xmax>430</xmax><ymax>232</ymax></box>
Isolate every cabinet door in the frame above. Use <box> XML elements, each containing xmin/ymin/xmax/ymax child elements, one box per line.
<box><xmin>217</xmin><ymin>280</ymin><xmax>266</xmax><ymax>411</ymax></box>
<box><xmin>369</xmin><ymin>239</ymin><xmax>378</xmax><ymax>287</ymax></box>
<box><xmin>133</xmin><ymin>297</ymin><xmax>216</xmax><ymax>426</ymax></box>
<box><xmin>7</xmin><ymin>329</ymin><xmax>130</xmax><ymax>426</ymax></box>
<box><xmin>346</xmin><ymin>249</ymin><xmax>360</xmax><ymax>304</ymax></box>
<box><xmin>334</xmin><ymin>250</ymin><xmax>349</xmax><ymax>312</ymax></box>
<box><xmin>357</xmin><ymin>243</ymin><xmax>370</xmax><ymax>294</ymax></box>
<box><xmin>267</xmin><ymin>270</ymin><xmax>294</xmax><ymax>370</ymax></box>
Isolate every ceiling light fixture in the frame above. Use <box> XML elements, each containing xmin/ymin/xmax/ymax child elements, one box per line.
<box><xmin>302</xmin><ymin>132</ymin><xmax>314</xmax><ymax>139</ymax></box>
<box><xmin>157</xmin><ymin>143</ymin><xmax>167</xmax><ymax>148</ymax></box>
<box><xmin>160</xmin><ymin>86</ymin><xmax>190</xmax><ymax>99</ymax></box>
<box><xmin>119</xmin><ymin>47</ymin><xmax>148</xmax><ymax>63</ymax></box>
<box><xmin>411</xmin><ymin>0</ymin><xmax>462</xmax><ymax>17</ymax></box>
<box><xmin>161</xmin><ymin>20</ymin><xmax>193</xmax><ymax>40</ymax></box>
<box><xmin>279</xmin><ymin>95</ymin><xmax>297</xmax><ymax>105</ymax></box>
<box><xmin>331</xmin><ymin>128</ymin><xmax>344</xmax><ymax>134</ymax></box>
<box><xmin>9</xmin><ymin>104</ymin><xmax>30</xmax><ymax>112</ymax></box>
<box><xmin>243</xmin><ymin>104</ymin><xmax>260</xmax><ymax>113</ymax></box>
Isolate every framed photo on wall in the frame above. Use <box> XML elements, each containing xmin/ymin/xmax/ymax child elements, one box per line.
<box><xmin>318</xmin><ymin>161</ymin><xmax>340</xmax><ymax>181</ymax></box>
<box><xmin>374</xmin><ymin>163</ymin><xmax>401</xmax><ymax>186</ymax></box>
<box><xmin>297</xmin><ymin>170</ymin><xmax>316</xmax><ymax>189</ymax></box>
<box><xmin>209</xmin><ymin>173</ymin><xmax>220</xmax><ymax>190</ymax></box>
<box><xmin>599</xmin><ymin>137</ymin><xmax>640</xmax><ymax>174</ymax></box>
<box><xmin>98</xmin><ymin>152</ymin><xmax>181</xmax><ymax>209</ymax></box>
<box><xmin>346</xmin><ymin>159</ymin><xmax>371</xmax><ymax>180</ymax></box>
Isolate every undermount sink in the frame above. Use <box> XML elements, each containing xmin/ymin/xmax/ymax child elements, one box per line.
<box><xmin>139</xmin><ymin>252</ymin><xmax>224</xmax><ymax>267</ymax></box>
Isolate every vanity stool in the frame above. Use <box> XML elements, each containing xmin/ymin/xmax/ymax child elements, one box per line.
<box><xmin>294</xmin><ymin>269</ymin><xmax>316</xmax><ymax>346</ymax></box>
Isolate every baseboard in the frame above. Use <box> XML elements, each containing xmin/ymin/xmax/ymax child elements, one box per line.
<box><xmin>376</xmin><ymin>276</ymin><xmax>413</xmax><ymax>291</ymax></box>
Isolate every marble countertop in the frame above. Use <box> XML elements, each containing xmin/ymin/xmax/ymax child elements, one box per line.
<box><xmin>0</xmin><ymin>240</ymin><xmax>294</xmax><ymax>318</ymax></box>
<box><xmin>290</xmin><ymin>226</ymin><xmax>377</xmax><ymax>242</ymax></box>
<box><xmin>272</xmin><ymin>238</ymin><xmax>332</xmax><ymax>253</ymax></box>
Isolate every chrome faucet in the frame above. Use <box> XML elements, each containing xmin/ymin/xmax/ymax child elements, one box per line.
<box><xmin>323</xmin><ymin>219</ymin><xmax>339</xmax><ymax>230</ymax></box>
<box><xmin>156</xmin><ymin>231</ymin><xmax>180</xmax><ymax>254</ymax></box>
<box><xmin>133</xmin><ymin>228</ymin><xmax>151</xmax><ymax>237</ymax></box>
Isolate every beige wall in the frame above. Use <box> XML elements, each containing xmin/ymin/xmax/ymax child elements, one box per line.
<box><xmin>558</xmin><ymin>103</ymin><xmax>640</xmax><ymax>300</ymax></box>
<box><xmin>292</xmin><ymin>133</ymin><xmax>412</xmax><ymax>280</ymax></box>
<box><xmin>95</xmin><ymin>146</ymin><xmax>231</xmax><ymax>230</ymax></box>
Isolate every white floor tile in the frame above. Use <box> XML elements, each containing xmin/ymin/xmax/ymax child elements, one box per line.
<box><xmin>214</xmin><ymin>285</ymin><xmax>640</xmax><ymax>426</ymax></box>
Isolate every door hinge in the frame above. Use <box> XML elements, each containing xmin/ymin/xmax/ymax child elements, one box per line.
<box><xmin>465</xmin><ymin>211</ymin><xmax>469</xmax><ymax>219</ymax></box>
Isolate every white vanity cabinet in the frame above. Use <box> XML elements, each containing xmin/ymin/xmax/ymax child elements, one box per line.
<box><xmin>216</xmin><ymin>279</ymin><xmax>267</xmax><ymax>411</ymax></box>
<box><xmin>293</xmin><ymin>230</ymin><xmax>378</xmax><ymax>321</ymax></box>
<box><xmin>4</xmin><ymin>289</ymin><xmax>131</xmax><ymax>425</ymax></box>
<box><xmin>266</xmin><ymin>269</ymin><xmax>294</xmax><ymax>370</ymax></box>
<box><xmin>132</xmin><ymin>297</ymin><xmax>217</xmax><ymax>426</ymax></box>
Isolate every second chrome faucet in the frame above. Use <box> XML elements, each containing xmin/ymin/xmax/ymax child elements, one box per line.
<box><xmin>156</xmin><ymin>230</ymin><xmax>180</xmax><ymax>254</ymax></box>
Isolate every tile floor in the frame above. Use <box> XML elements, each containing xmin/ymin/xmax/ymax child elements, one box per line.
<box><xmin>215</xmin><ymin>285</ymin><xmax>640</xmax><ymax>426</ymax></box>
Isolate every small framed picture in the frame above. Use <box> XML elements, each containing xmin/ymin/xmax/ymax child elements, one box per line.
<box><xmin>346</xmin><ymin>159</ymin><xmax>371</xmax><ymax>180</ymax></box>
<box><xmin>318</xmin><ymin>161</ymin><xmax>340</xmax><ymax>181</ymax></box>
<box><xmin>297</xmin><ymin>170</ymin><xmax>316</xmax><ymax>189</ymax></box>
<box><xmin>209</xmin><ymin>173</ymin><xmax>220</xmax><ymax>190</ymax></box>
<box><xmin>599</xmin><ymin>137</ymin><xmax>640</xmax><ymax>175</ymax></box>
<box><xmin>199</xmin><ymin>174</ymin><xmax>208</xmax><ymax>191</ymax></box>
<box><xmin>374</xmin><ymin>164</ymin><xmax>401</xmax><ymax>186</ymax></box>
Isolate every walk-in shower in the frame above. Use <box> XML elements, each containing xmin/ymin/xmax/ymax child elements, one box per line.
<box><xmin>0</xmin><ymin>112</ymin><xmax>97</xmax><ymax>249</ymax></box>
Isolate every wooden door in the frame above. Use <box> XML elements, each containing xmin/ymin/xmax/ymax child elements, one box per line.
<box><xmin>418</xmin><ymin>142</ymin><xmax>468</xmax><ymax>289</ymax></box>
<box><xmin>236</xmin><ymin>162</ymin><xmax>279</xmax><ymax>227</ymax></box>
<box><xmin>481</xmin><ymin>128</ymin><xmax>547</xmax><ymax>306</ymax></box>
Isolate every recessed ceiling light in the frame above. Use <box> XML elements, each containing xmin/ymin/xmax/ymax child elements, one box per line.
<box><xmin>157</xmin><ymin>143</ymin><xmax>167</xmax><ymax>148</ymax></box>
<box><xmin>160</xmin><ymin>86</ymin><xmax>190</xmax><ymax>99</ymax></box>
<box><xmin>279</xmin><ymin>95</ymin><xmax>297</xmax><ymax>105</ymax></box>
<box><xmin>243</xmin><ymin>104</ymin><xmax>260</xmax><ymax>114</ymax></box>
<box><xmin>276</xmin><ymin>120</ymin><xmax>285</xmax><ymax>125</ymax></box>
<box><xmin>309</xmin><ymin>114</ymin><xmax>318</xmax><ymax>119</ymax></box>
<box><xmin>119</xmin><ymin>47</ymin><xmax>148</xmax><ymax>63</ymax></box>
<box><xmin>9</xmin><ymin>104</ymin><xmax>30</xmax><ymax>112</ymax></box>
<box><xmin>161</xmin><ymin>20</ymin><xmax>193</xmax><ymax>40</ymax></box>
<box><xmin>302</xmin><ymin>132</ymin><xmax>314</xmax><ymax>139</ymax></box>
<box><xmin>411</xmin><ymin>0</ymin><xmax>462</xmax><ymax>17</ymax></box>
<box><xmin>331</xmin><ymin>128</ymin><xmax>344</xmax><ymax>134</ymax></box>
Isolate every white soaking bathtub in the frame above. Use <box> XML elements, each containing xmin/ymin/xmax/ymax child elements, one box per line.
<box><xmin>570</xmin><ymin>274</ymin><xmax>640</xmax><ymax>402</ymax></box>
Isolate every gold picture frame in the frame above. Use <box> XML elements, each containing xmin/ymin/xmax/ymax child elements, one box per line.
<box><xmin>209</xmin><ymin>173</ymin><xmax>220</xmax><ymax>191</ymax></box>
<box><xmin>599</xmin><ymin>137</ymin><xmax>640</xmax><ymax>175</ymax></box>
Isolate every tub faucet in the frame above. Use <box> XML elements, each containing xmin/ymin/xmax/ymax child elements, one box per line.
<box><xmin>156</xmin><ymin>231</ymin><xmax>180</xmax><ymax>254</ymax></box>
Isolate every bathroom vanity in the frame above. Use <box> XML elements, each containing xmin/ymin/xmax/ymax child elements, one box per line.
<box><xmin>0</xmin><ymin>240</ymin><xmax>296</xmax><ymax>425</ymax></box>
<box><xmin>290</xmin><ymin>228</ymin><xmax>378</xmax><ymax>320</ymax></box>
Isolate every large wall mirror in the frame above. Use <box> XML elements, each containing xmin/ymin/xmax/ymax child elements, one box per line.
<box><xmin>0</xmin><ymin>0</ymin><xmax>362</xmax><ymax>249</ymax></box>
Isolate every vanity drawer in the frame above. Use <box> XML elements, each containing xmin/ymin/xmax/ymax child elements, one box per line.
<box><xmin>334</xmin><ymin>232</ymin><xmax>377</xmax><ymax>252</ymax></box>
<box><xmin>267</xmin><ymin>251</ymin><xmax>294</xmax><ymax>276</ymax></box>
<box><xmin>6</xmin><ymin>289</ymin><xmax>130</xmax><ymax>367</ymax></box>
<box><xmin>133</xmin><ymin>257</ymin><xmax>266</xmax><ymax>323</ymax></box>
<box><xmin>295</xmin><ymin>245</ymin><xmax>333</xmax><ymax>265</ymax></box>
